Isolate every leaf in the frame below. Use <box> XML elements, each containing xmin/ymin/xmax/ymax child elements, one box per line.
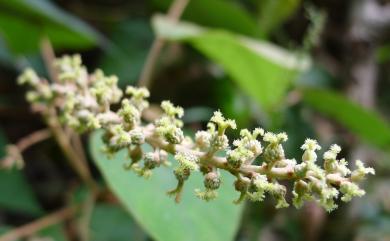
<box><xmin>303</xmin><ymin>88</ymin><xmax>390</xmax><ymax>149</ymax></box>
<box><xmin>90</xmin><ymin>204</ymin><xmax>147</xmax><ymax>241</ymax></box>
<box><xmin>257</xmin><ymin>0</ymin><xmax>301</xmax><ymax>37</ymax></box>
<box><xmin>151</xmin><ymin>0</ymin><xmax>261</xmax><ymax>38</ymax></box>
<box><xmin>89</xmin><ymin>131</ymin><xmax>243</xmax><ymax>241</ymax></box>
<box><xmin>0</xmin><ymin>129</ymin><xmax>43</xmax><ymax>216</ymax></box>
<box><xmin>0</xmin><ymin>0</ymin><xmax>103</xmax><ymax>53</ymax></box>
<box><xmin>100</xmin><ymin>20</ymin><xmax>153</xmax><ymax>86</ymax></box>
<box><xmin>153</xmin><ymin>16</ymin><xmax>310</xmax><ymax>110</ymax></box>
<box><xmin>39</xmin><ymin>224</ymin><xmax>68</xmax><ymax>241</ymax></box>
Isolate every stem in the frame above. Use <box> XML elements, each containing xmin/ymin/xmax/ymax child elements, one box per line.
<box><xmin>44</xmin><ymin>108</ymin><xmax>97</xmax><ymax>191</ymax></box>
<box><xmin>16</xmin><ymin>129</ymin><xmax>51</xmax><ymax>152</ymax></box>
<box><xmin>138</xmin><ymin>0</ymin><xmax>190</xmax><ymax>88</ymax></box>
<box><xmin>0</xmin><ymin>206</ymin><xmax>76</xmax><ymax>241</ymax></box>
<box><xmin>142</xmin><ymin>125</ymin><xmax>348</xmax><ymax>186</ymax></box>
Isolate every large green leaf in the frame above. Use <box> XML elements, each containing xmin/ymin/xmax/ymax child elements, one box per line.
<box><xmin>151</xmin><ymin>0</ymin><xmax>261</xmax><ymax>38</ymax></box>
<box><xmin>90</xmin><ymin>131</ymin><xmax>243</xmax><ymax>241</ymax></box>
<box><xmin>152</xmin><ymin>16</ymin><xmax>310</xmax><ymax>110</ymax></box>
<box><xmin>303</xmin><ymin>88</ymin><xmax>390</xmax><ymax>149</ymax></box>
<box><xmin>0</xmin><ymin>0</ymin><xmax>102</xmax><ymax>53</ymax></box>
<box><xmin>90</xmin><ymin>204</ymin><xmax>147</xmax><ymax>241</ymax></box>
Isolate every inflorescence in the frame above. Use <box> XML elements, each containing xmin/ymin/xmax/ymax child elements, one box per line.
<box><xmin>17</xmin><ymin>55</ymin><xmax>375</xmax><ymax>212</ymax></box>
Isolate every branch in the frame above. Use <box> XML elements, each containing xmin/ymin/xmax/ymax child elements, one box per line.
<box><xmin>0</xmin><ymin>206</ymin><xmax>76</xmax><ymax>241</ymax></box>
<box><xmin>138</xmin><ymin>0</ymin><xmax>190</xmax><ymax>88</ymax></box>
<box><xmin>1</xmin><ymin>129</ymin><xmax>51</xmax><ymax>169</ymax></box>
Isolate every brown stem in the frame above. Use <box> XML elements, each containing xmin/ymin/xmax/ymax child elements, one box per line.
<box><xmin>16</xmin><ymin>129</ymin><xmax>51</xmax><ymax>152</ymax></box>
<box><xmin>0</xmin><ymin>206</ymin><xmax>77</xmax><ymax>241</ymax></box>
<box><xmin>138</xmin><ymin>0</ymin><xmax>190</xmax><ymax>88</ymax></box>
<box><xmin>44</xmin><ymin>108</ymin><xmax>97</xmax><ymax>191</ymax></box>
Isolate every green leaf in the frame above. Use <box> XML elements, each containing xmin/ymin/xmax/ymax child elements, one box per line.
<box><xmin>100</xmin><ymin>20</ymin><xmax>153</xmax><ymax>86</ymax></box>
<box><xmin>0</xmin><ymin>129</ymin><xmax>43</xmax><ymax>216</ymax></box>
<box><xmin>39</xmin><ymin>224</ymin><xmax>68</xmax><ymax>241</ymax></box>
<box><xmin>303</xmin><ymin>88</ymin><xmax>390</xmax><ymax>149</ymax></box>
<box><xmin>257</xmin><ymin>0</ymin><xmax>301</xmax><ymax>37</ymax></box>
<box><xmin>151</xmin><ymin>0</ymin><xmax>261</xmax><ymax>38</ymax></box>
<box><xmin>0</xmin><ymin>169</ymin><xmax>44</xmax><ymax>216</ymax></box>
<box><xmin>89</xmin><ymin>131</ymin><xmax>243</xmax><ymax>241</ymax></box>
<box><xmin>0</xmin><ymin>0</ymin><xmax>102</xmax><ymax>53</ymax></box>
<box><xmin>90</xmin><ymin>204</ymin><xmax>147</xmax><ymax>241</ymax></box>
<box><xmin>153</xmin><ymin>16</ymin><xmax>310</xmax><ymax>110</ymax></box>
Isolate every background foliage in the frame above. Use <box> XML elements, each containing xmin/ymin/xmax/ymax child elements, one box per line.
<box><xmin>0</xmin><ymin>0</ymin><xmax>389</xmax><ymax>241</ymax></box>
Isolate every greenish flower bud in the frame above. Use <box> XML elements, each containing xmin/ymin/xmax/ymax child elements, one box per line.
<box><xmin>161</xmin><ymin>100</ymin><xmax>183</xmax><ymax>118</ymax></box>
<box><xmin>175</xmin><ymin>151</ymin><xmax>199</xmax><ymax>171</ymax></box>
<box><xmin>301</xmin><ymin>139</ymin><xmax>321</xmax><ymax>162</ymax></box>
<box><xmin>174</xmin><ymin>167</ymin><xmax>191</xmax><ymax>181</ymax></box>
<box><xmin>210</xmin><ymin>111</ymin><xmax>236</xmax><ymax>135</ymax></box>
<box><xmin>195</xmin><ymin>189</ymin><xmax>218</xmax><ymax>201</ymax></box>
<box><xmin>164</xmin><ymin>126</ymin><xmax>184</xmax><ymax>144</ymax></box>
<box><xmin>263</xmin><ymin>143</ymin><xmax>285</xmax><ymax>163</ymax></box>
<box><xmin>292</xmin><ymin>180</ymin><xmax>311</xmax><ymax>208</ymax></box>
<box><xmin>144</xmin><ymin>152</ymin><xmax>160</xmax><ymax>170</ymax></box>
<box><xmin>211</xmin><ymin>134</ymin><xmax>229</xmax><ymax>151</ymax></box>
<box><xmin>204</xmin><ymin>172</ymin><xmax>221</xmax><ymax>190</ymax></box>
<box><xmin>129</xmin><ymin>129</ymin><xmax>145</xmax><ymax>145</ymax></box>
<box><xmin>226</xmin><ymin>147</ymin><xmax>253</xmax><ymax>168</ymax></box>
<box><xmin>18</xmin><ymin>68</ymin><xmax>40</xmax><ymax>86</ymax></box>
<box><xmin>234</xmin><ymin>177</ymin><xmax>250</xmax><ymax>193</ymax></box>
<box><xmin>340</xmin><ymin>182</ymin><xmax>365</xmax><ymax>202</ymax></box>
<box><xmin>195</xmin><ymin>131</ymin><xmax>211</xmax><ymax>150</ymax></box>
<box><xmin>351</xmin><ymin>160</ymin><xmax>375</xmax><ymax>182</ymax></box>
<box><xmin>129</xmin><ymin>145</ymin><xmax>143</xmax><ymax>163</ymax></box>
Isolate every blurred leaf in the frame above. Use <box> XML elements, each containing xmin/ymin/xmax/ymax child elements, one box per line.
<box><xmin>39</xmin><ymin>224</ymin><xmax>68</xmax><ymax>241</ymax></box>
<box><xmin>0</xmin><ymin>0</ymin><xmax>102</xmax><ymax>53</ymax></box>
<box><xmin>296</xmin><ymin>65</ymin><xmax>336</xmax><ymax>88</ymax></box>
<box><xmin>90</xmin><ymin>131</ymin><xmax>243</xmax><ymax>241</ymax></box>
<box><xmin>0</xmin><ymin>129</ymin><xmax>43</xmax><ymax>216</ymax></box>
<box><xmin>257</xmin><ymin>0</ymin><xmax>301</xmax><ymax>37</ymax></box>
<box><xmin>0</xmin><ymin>170</ymin><xmax>44</xmax><ymax>216</ymax></box>
<box><xmin>90</xmin><ymin>204</ymin><xmax>147</xmax><ymax>241</ymax></box>
<box><xmin>151</xmin><ymin>0</ymin><xmax>261</xmax><ymax>38</ymax></box>
<box><xmin>153</xmin><ymin>16</ymin><xmax>310</xmax><ymax>110</ymax></box>
<box><xmin>303</xmin><ymin>88</ymin><xmax>390</xmax><ymax>149</ymax></box>
<box><xmin>376</xmin><ymin>44</ymin><xmax>390</xmax><ymax>63</ymax></box>
<box><xmin>100</xmin><ymin>20</ymin><xmax>153</xmax><ymax>86</ymax></box>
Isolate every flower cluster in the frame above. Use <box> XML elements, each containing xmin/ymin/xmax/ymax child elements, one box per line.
<box><xmin>17</xmin><ymin>55</ymin><xmax>375</xmax><ymax>211</ymax></box>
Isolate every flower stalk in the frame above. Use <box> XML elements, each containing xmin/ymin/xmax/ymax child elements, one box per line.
<box><xmin>17</xmin><ymin>55</ymin><xmax>375</xmax><ymax>212</ymax></box>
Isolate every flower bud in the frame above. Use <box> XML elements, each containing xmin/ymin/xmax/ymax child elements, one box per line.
<box><xmin>204</xmin><ymin>172</ymin><xmax>221</xmax><ymax>190</ymax></box>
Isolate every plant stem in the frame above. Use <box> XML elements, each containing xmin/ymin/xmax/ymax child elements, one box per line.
<box><xmin>0</xmin><ymin>206</ymin><xmax>77</xmax><ymax>241</ymax></box>
<box><xmin>16</xmin><ymin>129</ymin><xmax>51</xmax><ymax>152</ymax></box>
<box><xmin>44</xmin><ymin>108</ymin><xmax>97</xmax><ymax>191</ymax></box>
<box><xmin>138</xmin><ymin>0</ymin><xmax>190</xmax><ymax>88</ymax></box>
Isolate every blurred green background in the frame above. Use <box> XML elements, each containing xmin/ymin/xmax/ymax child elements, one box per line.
<box><xmin>0</xmin><ymin>0</ymin><xmax>389</xmax><ymax>241</ymax></box>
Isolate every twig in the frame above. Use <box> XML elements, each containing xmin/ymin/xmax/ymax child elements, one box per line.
<box><xmin>44</xmin><ymin>108</ymin><xmax>97</xmax><ymax>191</ymax></box>
<box><xmin>138</xmin><ymin>0</ymin><xmax>190</xmax><ymax>88</ymax></box>
<box><xmin>78</xmin><ymin>192</ymin><xmax>96</xmax><ymax>241</ymax></box>
<box><xmin>16</xmin><ymin>129</ymin><xmax>51</xmax><ymax>152</ymax></box>
<box><xmin>1</xmin><ymin>129</ymin><xmax>51</xmax><ymax>169</ymax></box>
<box><xmin>0</xmin><ymin>206</ymin><xmax>77</xmax><ymax>241</ymax></box>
